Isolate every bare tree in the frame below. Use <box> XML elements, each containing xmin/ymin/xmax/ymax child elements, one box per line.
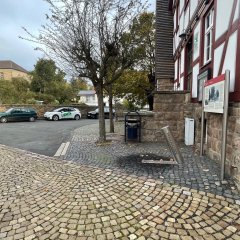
<box><xmin>105</xmin><ymin>11</ymin><xmax>155</xmax><ymax>134</ymax></box>
<box><xmin>21</xmin><ymin>0</ymin><xmax>146</xmax><ymax>142</ymax></box>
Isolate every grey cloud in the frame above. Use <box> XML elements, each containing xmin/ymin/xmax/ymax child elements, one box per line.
<box><xmin>0</xmin><ymin>0</ymin><xmax>49</xmax><ymax>71</ymax></box>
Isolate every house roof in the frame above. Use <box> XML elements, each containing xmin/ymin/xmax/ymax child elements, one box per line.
<box><xmin>0</xmin><ymin>60</ymin><xmax>28</xmax><ymax>73</ymax></box>
<box><xmin>78</xmin><ymin>90</ymin><xmax>96</xmax><ymax>96</ymax></box>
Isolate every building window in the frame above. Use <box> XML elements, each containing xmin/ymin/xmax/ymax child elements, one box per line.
<box><xmin>86</xmin><ymin>95</ymin><xmax>91</xmax><ymax>102</ymax></box>
<box><xmin>204</xmin><ymin>9</ymin><xmax>214</xmax><ymax>64</ymax></box>
<box><xmin>0</xmin><ymin>72</ymin><xmax>4</xmax><ymax>79</ymax></box>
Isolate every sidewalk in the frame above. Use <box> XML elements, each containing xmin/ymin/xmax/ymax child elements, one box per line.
<box><xmin>0</xmin><ymin>122</ymin><xmax>239</xmax><ymax>240</ymax></box>
<box><xmin>64</xmin><ymin>122</ymin><xmax>240</xmax><ymax>200</ymax></box>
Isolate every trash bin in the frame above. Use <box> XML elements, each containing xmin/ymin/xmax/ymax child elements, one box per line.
<box><xmin>124</xmin><ymin>112</ymin><xmax>141</xmax><ymax>142</ymax></box>
<box><xmin>127</xmin><ymin>121</ymin><xmax>138</xmax><ymax>139</ymax></box>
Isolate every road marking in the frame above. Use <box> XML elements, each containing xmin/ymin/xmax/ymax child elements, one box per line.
<box><xmin>54</xmin><ymin>142</ymin><xmax>70</xmax><ymax>157</ymax></box>
<box><xmin>61</xmin><ymin>142</ymin><xmax>70</xmax><ymax>156</ymax></box>
<box><xmin>54</xmin><ymin>143</ymin><xmax>66</xmax><ymax>157</ymax></box>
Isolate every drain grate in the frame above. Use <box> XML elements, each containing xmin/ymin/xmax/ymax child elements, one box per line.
<box><xmin>140</xmin><ymin>154</ymin><xmax>178</xmax><ymax>165</ymax></box>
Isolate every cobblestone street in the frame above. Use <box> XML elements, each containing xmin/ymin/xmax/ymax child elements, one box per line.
<box><xmin>64</xmin><ymin>123</ymin><xmax>240</xmax><ymax>200</ymax></box>
<box><xmin>0</xmin><ymin>123</ymin><xmax>240</xmax><ymax>239</ymax></box>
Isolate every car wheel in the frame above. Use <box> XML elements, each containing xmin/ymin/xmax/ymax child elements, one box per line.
<box><xmin>0</xmin><ymin>117</ymin><xmax>7</xmax><ymax>123</ymax></box>
<box><xmin>29</xmin><ymin>117</ymin><xmax>35</xmax><ymax>122</ymax></box>
<box><xmin>95</xmin><ymin>114</ymin><xmax>99</xmax><ymax>119</ymax></box>
<box><xmin>74</xmin><ymin>114</ymin><xmax>80</xmax><ymax>120</ymax></box>
<box><xmin>52</xmin><ymin>115</ymin><xmax>59</xmax><ymax>121</ymax></box>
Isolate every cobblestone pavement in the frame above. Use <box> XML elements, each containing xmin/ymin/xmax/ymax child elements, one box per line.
<box><xmin>64</xmin><ymin>123</ymin><xmax>240</xmax><ymax>200</ymax></box>
<box><xmin>0</xmin><ymin>144</ymin><xmax>240</xmax><ymax>240</ymax></box>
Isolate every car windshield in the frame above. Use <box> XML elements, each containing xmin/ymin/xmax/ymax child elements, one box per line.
<box><xmin>5</xmin><ymin>108</ymin><xmax>14</xmax><ymax>113</ymax></box>
<box><xmin>53</xmin><ymin>108</ymin><xmax>63</xmax><ymax>112</ymax></box>
<box><xmin>93</xmin><ymin>108</ymin><xmax>112</xmax><ymax>112</ymax></box>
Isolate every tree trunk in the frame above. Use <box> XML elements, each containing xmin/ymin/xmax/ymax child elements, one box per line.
<box><xmin>147</xmin><ymin>72</ymin><xmax>155</xmax><ymax>111</ymax></box>
<box><xmin>108</xmin><ymin>85</ymin><xmax>115</xmax><ymax>133</ymax></box>
<box><xmin>147</xmin><ymin>91</ymin><xmax>154</xmax><ymax>111</ymax></box>
<box><xmin>96</xmin><ymin>84</ymin><xmax>106</xmax><ymax>142</ymax></box>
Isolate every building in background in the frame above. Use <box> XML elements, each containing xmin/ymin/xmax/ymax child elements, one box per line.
<box><xmin>77</xmin><ymin>90</ymin><xmax>109</xmax><ymax>106</ymax></box>
<box><xmin>0</xmin><ymin>60</ymin><xmax>30</xmax><ymax>81</ymax></box>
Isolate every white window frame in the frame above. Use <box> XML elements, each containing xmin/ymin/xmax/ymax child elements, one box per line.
<box><xmin>86</xmin><ymin>95</ymin><xmax>91</xmax><ymax>102</ymax></box>
<box><xmin>204</xmin><ymin>9</ymin><xmax>214</xmax><ymax>64</ymax></box>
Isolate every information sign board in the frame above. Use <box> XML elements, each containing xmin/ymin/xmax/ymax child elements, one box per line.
<box><xmin>203</xmin><ymin>74</ymin><xmax>225</xmax><ymax>113</ymax></box>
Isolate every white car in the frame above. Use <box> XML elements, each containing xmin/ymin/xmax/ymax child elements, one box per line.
<box><xmin>44</xmin><ymin>107</ymin><xmax>81</xmax><ymax>121</ymax></box>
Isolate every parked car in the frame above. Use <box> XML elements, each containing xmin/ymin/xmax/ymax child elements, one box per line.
<box><xmin>0</xmin><ymin>107</ymin><xmax>37</xmax><ymax>123</ymax></box>
<box><xmin>87</xmin><ymin>107</ymin><xmax>115</xmax><ymax>119</ymax></box>
<box><xmin>44</xmin><ymin>107</ymin><xmax>81</xmax><ymax>121</ymax></box>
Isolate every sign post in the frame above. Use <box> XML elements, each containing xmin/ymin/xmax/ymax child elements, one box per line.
<box><xmin>200</xmin><ymin>70</ymin><xmax>230</xmax><ymax>180</ymax></box>
<box><xmin>200</xmin><ymin>87</ymin><xmax>205</xmax><ymax>156</ymax></box>
<box><xmin>221</xmin><ymin>70</ymin><xmax>230</xmax><ymax>180</ymax></box>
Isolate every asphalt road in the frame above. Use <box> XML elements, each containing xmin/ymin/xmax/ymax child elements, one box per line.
<box><xmin>0</xmin><ymin>119</ymin><xmax>97</xmax><ymax>156</ymax></box>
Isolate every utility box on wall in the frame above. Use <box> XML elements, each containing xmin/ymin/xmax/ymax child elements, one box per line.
<box><xmin>185</xmin><ymin>118</ymin><xmax>194</xmax><ymax>145</ymax></box>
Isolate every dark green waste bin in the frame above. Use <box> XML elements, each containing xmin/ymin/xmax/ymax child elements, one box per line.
<box><xmin>127</xmin><ymin>123</ymin><xmax>138</xmax><ymax>139</ymax></box>
<box><xmin>124</xmin><ymin>112</ymin><xmax>141</xmax><ymax>142</ymax></box>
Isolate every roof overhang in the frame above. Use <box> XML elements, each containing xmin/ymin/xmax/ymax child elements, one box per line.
<box><xmin>168</xmin><ymin>0</ymin><xmax>173</xmax><ymax>11</ymax></box>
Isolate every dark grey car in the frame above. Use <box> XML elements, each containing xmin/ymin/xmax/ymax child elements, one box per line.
<box><xmin>0</xmin><ymin>107</ymin><xmax>37</xmax><ymax>123</ymax></box>
<box><xmin>87</xmin><ymin>107</ymin><xmax>115</xmax><ymax>119</ymax></box>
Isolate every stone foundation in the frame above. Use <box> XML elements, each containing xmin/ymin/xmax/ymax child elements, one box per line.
<box><xmin>203</xmin><ymin>103</ymin><xmax>240</xmax><ymax>188</ymax></box>
<box><xmin>141</xmin><ymin>91</ymin><xmax>192</xmax><ymax>142</ymax></box>
<box><xmin>141</xmin><ymin>92</ymin><xmax>240</xmax><ymax>189</ymax></box>
<box><xmin>156</xmin><ymin>78</ymin><xmax>174</xmax><ymax>91</ymax></box>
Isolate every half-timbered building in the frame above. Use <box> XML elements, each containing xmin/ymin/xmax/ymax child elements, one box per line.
<box><xmin>172</xmin><ymin>0</ymin><xmax>240</xmax><ymax>102</ymax></box>
<box><xmin>152</xmin><ymin>0</ymin><xmax>240</xmax><ymax>187</ymax></box>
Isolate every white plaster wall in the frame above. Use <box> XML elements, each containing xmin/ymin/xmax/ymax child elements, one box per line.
<box><xmin>190</xmin><ymin>0</ymin><xmax>198</xmax><ymax>20</ymax></box>
<box><xmin>179</xmin><ymin>0</ymin><xmax>184</xmax><ymax>14</ymax></box>
<box><xmin>181</xmin><ymin>49</ymin><xmax>185</xmax><ymax>74</ymax></box>
<box><xmin>215</xmin><ymin>0</ymin><xmax>234</xmax><ymax>40</ymax></box>
<box><xmin>179</xmin><ymin>14</ymin><xmax>184</xmax><ymax>35</ymax></box>
<box><xmin>179</xmin><ymin>57</ymin><xmax>181</xmax><ymax>80</ymax></box>
<box><xmin>174</xmin><ymin>10</ymin><xmax>177</xmax><ymax>30</ymax></box>
<box><xmin>184</xmin><ymin>6</ymin><xmax>190</xmax><ymax>30</ymax></box>
<box><xmin>222</xmin><ymin>31</ymin><xmax>238</xmax><ymax>92</ymax></box>
<box><xmin>173</xmin><ymin>35</ymin><xmax>176</xmax><ymax>54</ymax></box>
<box><xmin>192</xmin><ymin>64</ymin><xmax>199</xmax><ymax>98</ymax></box>
<box><xmin>176</xmin><ymin>29</ymin><xmax>180</xmax><ymax>47</ymax></box>
<box><xmin>213</xmin><ymin>43</ymin><xmax>224</xmax><ymax>78</ymax></box>
<box><xmin>175</xmin><ymin>60</ymin><xmax>178</xmax><ymax>80</ymax></box>
<box><xmin>193</xmin><ymin>22</ymin><xmax>200</xmax><ymax>61</ymax></box>
<box><xmin>234</xmin><ymin>0</ymin><xmax>239</xmax><ymax>22</ymax></box>
<box><xmin>174</xmin><ymin>82</ymin><xmax>177</xmax><ymax>90</ymax></box>
<box><xmin>180</xmin><ymin>77</ymin><xmax>184</xmax><ymax>90</ymax></box>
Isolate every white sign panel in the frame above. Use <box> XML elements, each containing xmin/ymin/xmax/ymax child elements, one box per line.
<box><xmin>203</xmin><ymin>74</ymin><xmax>225</xmax><ymax>113</ymax></box>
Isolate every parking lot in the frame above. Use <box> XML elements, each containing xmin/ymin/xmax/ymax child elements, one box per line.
<box><xmin>0</xmin><ymin>119</ymin><xmax>97</xmax><ymax>156</ymax></box>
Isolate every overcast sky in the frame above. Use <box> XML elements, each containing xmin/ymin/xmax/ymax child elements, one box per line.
<box><xmin>0</xmin><ymin>0</ymin><xmax>155</xmax><ymax>72</ymax></box>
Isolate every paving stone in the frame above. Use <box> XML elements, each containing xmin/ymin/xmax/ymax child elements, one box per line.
<box><xmin>24</xmin><ymin>234</ymin><xmax>36</xmax><ymax>240</ymax></box>
<box><xmin>0</xmin><ymin>123</ymin><xmax>239</xmax><ymax>240</ymax></box>
<box><xmin>0</xmin><ymin>232</ymin><xmax>7</xmax><ymax>238</ymax></box>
